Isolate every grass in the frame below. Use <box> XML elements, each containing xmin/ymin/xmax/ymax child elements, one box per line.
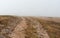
<box><xmin>37</xmin><ymin>19</ymin><xmax>60</xmax><ymax>38</ymax></box>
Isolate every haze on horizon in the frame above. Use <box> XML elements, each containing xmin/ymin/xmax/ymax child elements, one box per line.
<box><xmin>0</xmin><ymin>0</ymin><xmax>60</xmax><ymax>17</ymax></box>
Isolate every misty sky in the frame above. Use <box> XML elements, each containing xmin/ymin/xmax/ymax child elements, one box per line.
<box><xmin>0</xmin><ymin>0</ymin><xmax>60</xmax><ymax>17</ymax></box>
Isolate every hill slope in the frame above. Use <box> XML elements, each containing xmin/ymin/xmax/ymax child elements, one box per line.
<box><xmin>0</xmin><ymin>16</ymin><xmax>60</xmax><ymax>38</ymax></box>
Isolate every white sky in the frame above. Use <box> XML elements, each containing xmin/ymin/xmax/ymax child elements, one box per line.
<box><xmin>0</xmin><ymin>0</ymin><xmax>60</xmax><ymax>17</ymax></box>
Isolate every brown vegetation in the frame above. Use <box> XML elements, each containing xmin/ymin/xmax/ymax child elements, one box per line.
<box><xmin>0</xmin><ymin>16</ymin><xmax>60</xmax><ymax>38</ymax></box>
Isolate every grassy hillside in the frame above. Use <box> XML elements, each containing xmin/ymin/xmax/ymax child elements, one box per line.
<box><xmin>0</xmin><ymin>16</ymin><xmax>60</xmax><ymax>38</ymax></box>
<box><xmin>37</xmin><ymin>18</ymin><xmax>60</xmax><ymax>38</ymax></box>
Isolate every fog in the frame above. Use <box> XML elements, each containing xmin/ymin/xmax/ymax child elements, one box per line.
<box><xmin>0</xmin><ymin>0</ymin><xmax>60</xmax><ymax>17</ymax></box>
